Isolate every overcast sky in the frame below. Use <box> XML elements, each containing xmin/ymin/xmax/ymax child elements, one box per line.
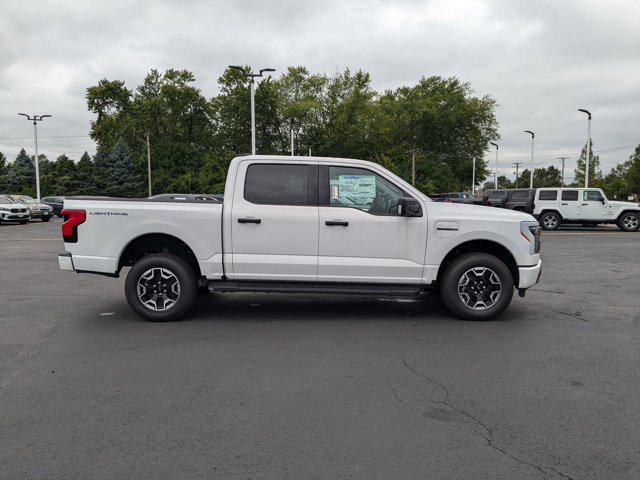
<box><xmin>1</xmin><ymin>0</ymin><xmax>639</xmax><ymax>180</ymax></box>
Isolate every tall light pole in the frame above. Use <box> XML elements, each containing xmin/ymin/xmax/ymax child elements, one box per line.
<box><xmin>229</xmin><ymin>66</ymin><xmax>275</xmax><ymax>155</ymax></box>
<box><xmin>18</xmin><ymin>113</ymin><xmax>51</xmax><ymax>200</ymax></box>
<box><xmin>513</xmin><ymin>162</ymin><xmax>522</xmax><ymax>189</ymax></box>
<box><xmin>578</xmin><ymin>109</ymin><xmax>592</xmax><ymax>188</ymax></box>
<box><xmin>557</xmin><ymin>156</ymin><xmax>569</xmax><ymax>188</ymax></box>
<box><xmin>490</xmin><ymin>142</ymin><xmax>499</xmax><ymax>189</ymax></box>
<box><xmin>524</xmin><ymin>130</ymin><xmax>534</xmax><ymax>189</ymax></box>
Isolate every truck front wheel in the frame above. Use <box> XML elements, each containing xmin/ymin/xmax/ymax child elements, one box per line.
<box><xmin>125</xmin><ymin>253</ymin><xmax>197</xmax><ymax>321</ymax></box>
<box><xmin>617</xmin><ymin>212</ymin><xmax>640</xmax><ymax>232</ymax></box>
<box><xmin>439</xmin><ymin>253</ymin><xmax>514</xmax><ymax>321</ymax></box>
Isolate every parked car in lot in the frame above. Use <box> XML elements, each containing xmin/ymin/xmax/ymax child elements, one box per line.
<box><xmin>7</xmin><ymin>195</ymin><xmax>53</xmax><ymax>222</ymax></box>
<box><xmin>58</xmin><ymin>155</ymin><xmax>542</xmax><ymax>322</ymax></box>
<box><xmin>431</xmin><ymin>192</ymin><xmax>479</xmax><ymax>204</ymax></box>
<box><xmin>41</xmin><ymin>196</ymin><xmax>65</xmax><ymax>217</ymax></box>
<box><xmin>533</xmin><ymin>188</ymin><xmax>640</xmax><ymax>231</ymax></box>
<box><xmin>500</xmin><ymin>189</ymin><xmax>536</xmax><ymax>214</ymax></box>
<box><xmin>0</xmin><ymin>195</ymin><xmax>31</xmax><ymax>224</ymax></box>
<box><xmin>482</xmin><ymin>189</ymin><xmax>508</xmax><ymax>207</ymax></box>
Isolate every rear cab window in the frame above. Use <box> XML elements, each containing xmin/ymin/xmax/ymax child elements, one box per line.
<box><xmin>244</xmin><ymin>164</ymin><xmax>314</xmax><ymax>206</ymax></box>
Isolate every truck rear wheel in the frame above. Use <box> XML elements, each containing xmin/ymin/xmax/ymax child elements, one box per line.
<box><xmin>125</xmin><ymin>253</ymin><xmax>197</xmax><ymax>321</ymax></box>
<box><xmin>618</xmin><ymin>212</ymin><xmax>640</xmax><ymax>232</ymax></box>
<box><xmin>540</xmin><ymin>211</ymin><xmax>560</xmax><ymax>230</ymax></box>
<box><xmin>439</xmin><ymin>252</ymin><xmax>514</xmax><ymax>321</ymax></box>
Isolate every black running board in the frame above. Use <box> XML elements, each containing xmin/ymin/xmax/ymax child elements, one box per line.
<box><xmin>207</xmin><ymin>280</ymin><xmax>426</xmax><ymax>296</ymax></box>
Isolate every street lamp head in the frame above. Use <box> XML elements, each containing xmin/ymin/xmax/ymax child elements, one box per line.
<box><xmin>40</xmin><ymin>114</ymin><xmax>52</xmax><ymax>119</ymax></box>
<box><xmin>524</xmin><ymin>130</ymin><xmax>534</xmax><ymax>138</ymax></box>
<box><xmin>490</xmin><ymin>142</ymin><xmax>498</xmax><ymax>149</ymax></box>
<box><xmin>18</xmin><ymin>112</ymin><xmax>28</xmax><ymax>118</ymax></box>
<box><xmin>260</xmin><ymin>68</ymin><xmax>275</xmax><ymax>75</ymax></box>
<box><xmin>578</xmin><ymin>108</ymin><xmax>591</xmax><ymax>119</ymax></box>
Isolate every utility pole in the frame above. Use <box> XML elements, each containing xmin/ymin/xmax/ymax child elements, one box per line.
<box><xmin>557</xmin><ymin>156</ymin><xmax>569</xmax><ymax>188</ymax></box>
<box><xmin>490</xmin><ymin>142</ymin><xmax>499</xmax><ymax>189</ymax></box>
<box><xmin>145</xmin><ymin>133</ymin><xmax>152</xmax><ymax>196</ymax></box>
<box><xmin>411</xmin><ymin>150</ymin><xmax>416</xmax><ymax>186</ymax></box>
<box><xmin>578</xmin><ymin>109</ymin><xmax>592</xmax><ymax>187</ymax></box>
<box><xmin>524</xmin><ymin>130</ymin><xmax>535</xmax><ymax>189</ymax></box>
<box><xmin>513</xmin><ymin>162</ymin><xmax>522</xmax><ymax>189</ymax></box>
<box><xmin>290</xmin><ymin>127</ymin><xmax>294</xmax><ymax>156</ymax></box>
<box><xmin>471</xmin><ymin>158</ymin><xmax>476</xmax><ymax>195</ymax></box>
<box><xmin>17</xmin><ymin>113</ymin><xmax>51</xmax><ymax>201</ymax></box>
<box><xmin>229</xmin><ymin>66</ymin><xmax>276</xmax><ymax>155</ymax></box>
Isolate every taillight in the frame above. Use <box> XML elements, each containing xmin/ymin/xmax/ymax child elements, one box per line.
<box><xmin>61</xmin><ymin>209</ymin><xmax>86</xmax><ymax>243</ymax></box>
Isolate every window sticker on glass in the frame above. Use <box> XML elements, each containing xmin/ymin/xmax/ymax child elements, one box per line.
<box><xmin>334</xmin><ymin>175</ymin><xmax>376</xmax><ymax>206</ymax></box>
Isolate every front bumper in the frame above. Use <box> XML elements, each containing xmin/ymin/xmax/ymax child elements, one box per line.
<box><xmin>518</xmin><ymin>259</ymin><xmax>542</xmax><ymax>289</ymax></box>
<box><xmin>0</xmin><ymin>211</ymin><xmax>30</xmax><ymax>221</ymax></box>
<box><xmin>58</xmin><ymin>253</ymin><xmax>75</xmax><ymax>271</ymax></box>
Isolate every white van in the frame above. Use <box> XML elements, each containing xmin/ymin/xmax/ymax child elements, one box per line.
<box><xmin>533</xmin><ymin>188</ymin><xmax>640</xmax><ymax>231</ymax></box>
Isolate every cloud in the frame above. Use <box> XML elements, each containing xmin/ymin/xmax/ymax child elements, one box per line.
<box><xmin>1</xmin><ymin>0</ymin><xmax>638</xmax><ymax>180</ymax></box>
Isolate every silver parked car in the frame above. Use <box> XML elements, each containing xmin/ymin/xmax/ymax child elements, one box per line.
<box><xmin>0</xmin><ymin>195</ymin><xmax>31</xmax><ymax>224</ymax></box>
<box><xmin>7</xmin><ymin>195</ymin><xmax>53</xmax><ymax>222</ymax></box>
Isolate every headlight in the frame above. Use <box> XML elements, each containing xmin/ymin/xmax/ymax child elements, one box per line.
<box><xmin>0</xmin><ymin>206</ymin><xmax>9</xmax><ymax>212</ymax></box>
<box><xmin>520</xmin><ymin>221</ymin><xmax>541</xmax><ymax>255</ymax></box>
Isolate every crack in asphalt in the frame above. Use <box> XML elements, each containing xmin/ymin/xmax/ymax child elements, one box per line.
<box><xmin>392</xmin><ymin>354</ymin><xmax>577</xmax><ymax>480</ymax></box>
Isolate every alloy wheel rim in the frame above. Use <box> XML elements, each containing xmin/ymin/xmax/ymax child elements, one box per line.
<box><xmin>623</xmin><ymin>215</ymin><xmax>638</xmax><ymax>229</ymax></box>
<box><xmin>458</xmin><ymin>267</ymin><xmax>502</xmax><ymax>310</ymax></box>
<box><xmin>543</xmin><ymin>215</ymin><xmax>558</xmax><ymax>228</ymax></box>
<box><xmin>136</xmin><ymin>267</ymin><xmax>181</xmax><ymax>311</ymax></box>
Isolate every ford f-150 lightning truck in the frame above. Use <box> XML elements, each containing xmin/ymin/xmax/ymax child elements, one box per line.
<box><xmin>58</xmin><ymin>155</ymin><xmax>542</xmax><ymax>321</ymax></box>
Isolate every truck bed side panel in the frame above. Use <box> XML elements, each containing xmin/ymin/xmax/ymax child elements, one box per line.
<box><xmin>63</xmin><ymin>199</ymin><xmax>223</xmax><ymax>278</ymax></box>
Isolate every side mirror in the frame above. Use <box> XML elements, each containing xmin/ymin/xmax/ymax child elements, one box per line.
<box><xmin>399</xmin><ymin>197</ymin><xmax>422</xmax><ymax>217</ymax></box>
<box><xmin>599</xmin><ymin>197</ymin><xmax>606</xmax><ymax>204</ymax></box>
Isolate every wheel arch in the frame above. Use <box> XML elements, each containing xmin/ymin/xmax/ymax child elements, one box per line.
<box><xmin>539</xmin><ymin>209</ymin><xmax>562</xmax><ymax>219</ymax></box>
<box><xmin>616</xmin><ymin>209</ymin><xmax>640</xmax><ymax>221</ymax></box>
<box><xmin>117</xmin><ymin>233</ymin><xmax>201</xmax><ymax>277</ymax></box>
<box><xmin>436</xmin><ymin>239</ymin><xmax>519</xmax><ymax>286</ymax></box>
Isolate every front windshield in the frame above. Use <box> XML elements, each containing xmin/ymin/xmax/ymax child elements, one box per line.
<box><xmin>18</xmin><ymin>196</ymin><xmax>37</xmax><ymax>204</ymax></box>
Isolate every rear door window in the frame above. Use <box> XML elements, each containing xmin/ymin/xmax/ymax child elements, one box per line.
<box><xmin>561</xmin><ymin>190</ymin><xmax>579</xmax><ymax>201</ymax></box>
<box><xmin>538</xmin><ymin>190</ymin><xmax>557</xmax><ymax>200</ymax></box>
<box><xmin>244</xmin><ymin>164</ymin><xmax>310</xmax><ymax>205</ymax></box>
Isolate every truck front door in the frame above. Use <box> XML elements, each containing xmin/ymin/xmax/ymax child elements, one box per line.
<box><xmin>317</xmin><ymin>165</ymin><xmax>428</xmax><ymax>284</ymax></box>
<box><xmin>230</xmin><ymin>162</ymin><xmax>319</xmax><ymax>281</ymax></box>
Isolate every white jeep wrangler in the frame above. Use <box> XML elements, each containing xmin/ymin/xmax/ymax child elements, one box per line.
<box><xmin>533</xmin><ymin>188</ymin><xmax>640</xmax><ymax>231</ymax></box>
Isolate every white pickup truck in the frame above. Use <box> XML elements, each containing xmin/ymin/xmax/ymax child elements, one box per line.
<box><xmin>58</xmin><ymin>155</ymin><xmax>542</xmax><ymax>321</ymax></box>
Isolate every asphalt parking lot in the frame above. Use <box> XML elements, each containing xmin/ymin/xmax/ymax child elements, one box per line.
<box><xmin>1</xmin><ymin>219</ymin><xmax>639</xmax><ymax>480</ymax></box>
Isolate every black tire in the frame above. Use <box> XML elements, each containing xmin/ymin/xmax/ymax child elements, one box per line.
<box><xmin>125</xmin><ymin>253</ymin><xmax>197</xmax><ymax>321</ymax></box>
<box><xmin>617</xmin><ymin>212</ymin><xmax>640</xmax><ymax>232</ymax></box>
<box><xmin>439</xmin><ymin>252</ymin><xmax>514</xmax><ymax>321</ymax></box>
<box><xmin>41</xmin><ymin>217</ymin><xmax>51</xmax><ymax>222</ymax></box>
<box><xmin>19</xmin><ymin>219</ymin><xmax>29</xmax><ymax>224</ymax></box>
<box><xmin>540</xmin><ymin>211</ymin><xmax>560</xmax><ymax>230</ymax></box>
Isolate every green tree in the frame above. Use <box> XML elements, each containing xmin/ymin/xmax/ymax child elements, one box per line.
<box><xmin>9</xmin><ymin>148</ymin><xmax>35</xmax><ymax>196</ymax></box>
<box><xmin>74</xmin><ymin>151</ymin><xmax>96</xmax><ymax>195</ymax></box>
<box><xmin>625</xmin><ymin>144</ymin><xmax>640</xmax><ymax>198</ymax></box>
<box><xmin>573</xmin><ymin>140</ymin><xmax>601</xmax><ymax>187</ymax></box>
<box><xmin>0</xmin><ymin>152</ymin><xmax>8</xmax><ymax>192</ymax></box>
<box><xmin>104</xmin><ymin>138</ymin><xmax>143</xmax><ymax>197</ymax></box>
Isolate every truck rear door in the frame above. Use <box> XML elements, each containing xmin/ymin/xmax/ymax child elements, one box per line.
<box><xmin>559</xmin><ymin>189</ymin><xmax>580</xmax><ymax>219</ymax></box>
<box><xmin>229</xmin><ymin>161</ymin><xmax>319</xmax><ymax>281</ymax></box>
